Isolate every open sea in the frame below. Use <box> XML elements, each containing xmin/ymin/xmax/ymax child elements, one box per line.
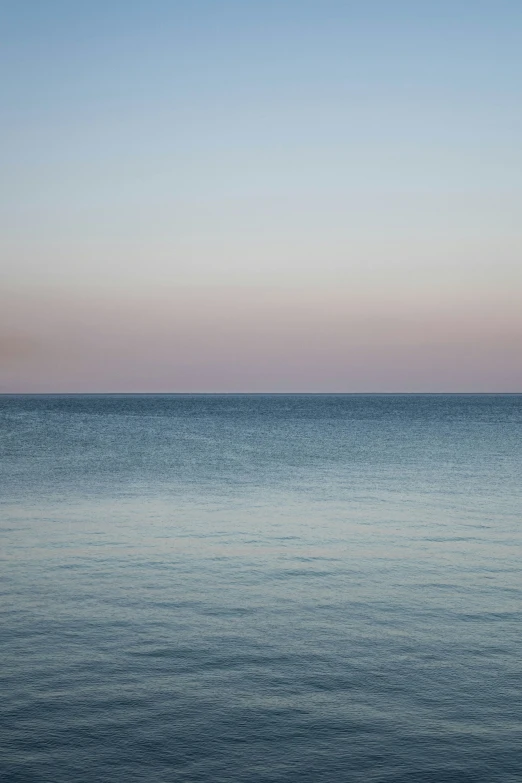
<box><xmin>1</xmin><ymin>394</ymin><xmax>521</xmax><ymax>783</ymax></box>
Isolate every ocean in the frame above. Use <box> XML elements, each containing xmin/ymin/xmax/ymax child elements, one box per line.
<box><xmin>1</xmin><ymin>394</ymin><xmax>521</xmax><ymax>782</ymax></box>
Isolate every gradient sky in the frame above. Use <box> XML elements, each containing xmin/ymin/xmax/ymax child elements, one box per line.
<box><xmin>1</xmin><ymin>0</ymin><xmax>521</xmax><ymax>391</ymax></box>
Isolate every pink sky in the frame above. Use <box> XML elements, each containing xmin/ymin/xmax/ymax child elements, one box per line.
<box><xmin>1</xmin><ymin>284</ymin><xmax>520</xmax><ymax>392</ymax></box>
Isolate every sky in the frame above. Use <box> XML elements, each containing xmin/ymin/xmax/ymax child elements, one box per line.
<box><xmin>1</xmin><ymin>0</ymin><xmax>521</xmax><ymax>392</ymax></box>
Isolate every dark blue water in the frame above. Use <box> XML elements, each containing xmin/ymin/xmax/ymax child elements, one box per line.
<box><xmin>1</xmin><ymin>395</ymin><xmax>521</xmax><ymax>782</ymax></box>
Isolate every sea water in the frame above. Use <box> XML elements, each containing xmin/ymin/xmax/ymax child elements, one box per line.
<box><xmin>1</xmin><ymin>394</ymin><xmax>521</xmax><ymax>782</ymax></box>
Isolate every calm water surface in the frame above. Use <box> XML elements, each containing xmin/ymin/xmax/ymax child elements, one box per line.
<box><xmin>1</xmin><ymin>394</ymin><xmax>521</xmax><ymax>782</ymax></box>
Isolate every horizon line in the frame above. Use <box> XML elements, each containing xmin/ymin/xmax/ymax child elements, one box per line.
<box><xmin>1</xmin><ymin>392</ymin><xmax>521</xmax><ymax>397</ymax></box>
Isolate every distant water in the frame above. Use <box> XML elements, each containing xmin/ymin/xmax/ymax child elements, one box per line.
<box><xmin>1</xmin><ymin>394</ymin><xmax>521</xmax><ymax>783</ymax></box>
